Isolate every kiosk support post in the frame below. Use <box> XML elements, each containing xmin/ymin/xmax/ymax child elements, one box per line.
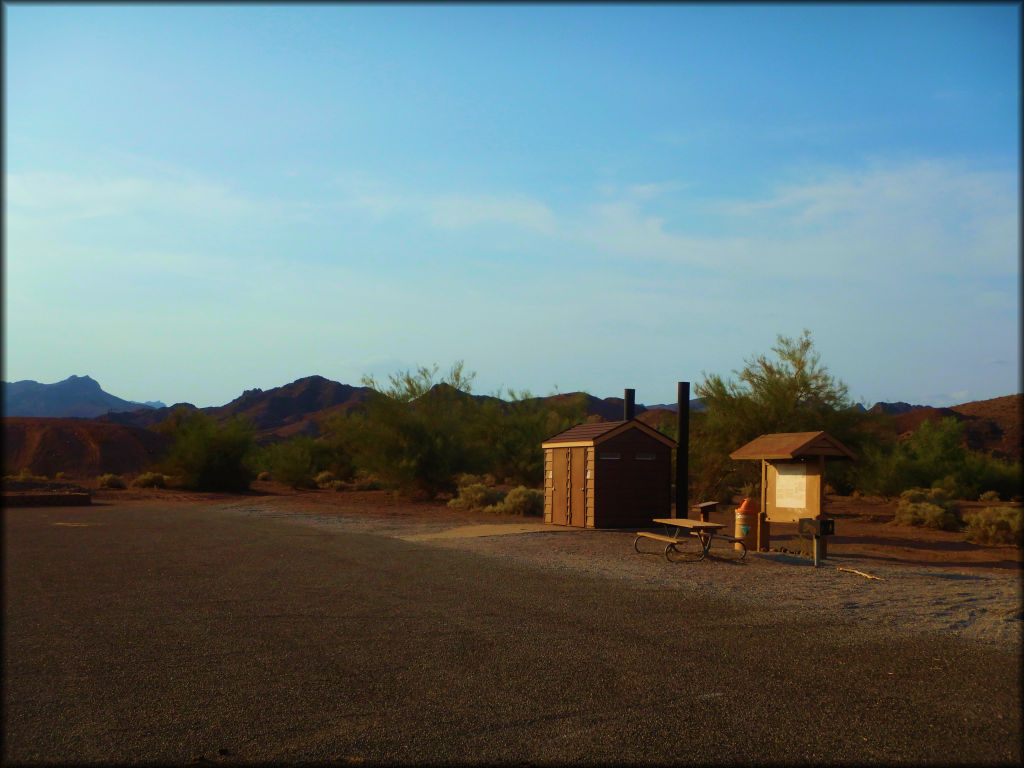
<box><xmin>758</xmin><ymin>459</ymin><xmax>767</xmax><ymax>552</ymax></box>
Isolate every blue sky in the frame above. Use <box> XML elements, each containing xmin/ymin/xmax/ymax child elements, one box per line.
<box><xmin>4</xmin><ymin>3</ymin><xmax>1019</xmax><ymax>408</ymax></box>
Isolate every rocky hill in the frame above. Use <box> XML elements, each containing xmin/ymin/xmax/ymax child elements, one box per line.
<box><xmin>3</xmin><ymin>418</ymin><xmax>172</xmax><ymax>479</ymax></box>
<box><xmin>3</xmin><ymin>376</ymin><xmax>165</xmax><ymax>418</ymax></box>
<box><xmin>98</xmin><ymin>376</ymin><xmax>376</xmax><ymax>442</ymax></box>
<box><xmin>5</xmin><ymin>371</ymin><xmax>1019</xmax><ymax>478</ymax></box>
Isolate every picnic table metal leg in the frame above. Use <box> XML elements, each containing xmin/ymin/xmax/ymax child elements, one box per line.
<box><xmin>699</xmin><ymin>532</ymin><xmax>713</xmax><ymax>555</ymax></box>
<box><xmin>666</xmin><ymin>537</ymin><xmax>704</xmax><ymax>563</ymax></box>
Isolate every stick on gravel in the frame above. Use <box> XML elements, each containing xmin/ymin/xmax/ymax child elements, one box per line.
<box><xmin>837</xmin><ymin>567</ymin><xmax>885</xmax><ymax>581</ymax></box>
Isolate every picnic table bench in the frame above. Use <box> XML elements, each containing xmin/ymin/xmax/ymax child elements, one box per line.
<box><xmin>634</xmin><ymin>518</ymin><xmax>746</xmax><ymax>562</ymax></box>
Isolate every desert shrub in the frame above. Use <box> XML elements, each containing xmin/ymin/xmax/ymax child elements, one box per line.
<box><xmin>479</xmin><ymin>391</ymin><xmax>588</xmax><ymax>487</ymax></box>
<box><xmin>132</xmin><ymin>472</ymin><xmax>166</xmax><ymax>488</ymax></box>
<box><xmin>899</xmin><ymin>488</ymin><xmax>928</xmax><ymax>504</ymax></box>
<box><xmin>963</xmin><ymin>507</ymin><xmax>1024</xmax><ymax>546</ymax></box>
<box><xmin>483</xmin><ymin>486</ymin><xmax>544</xmax><ymax>516</ymax></box>
<box><xmin>256</xmin><ymin>436</ymin><xmax>325</xmax><ymax>489</ymax></box>
<box><xmin>256</xmin><ymin>471</ymin><xmax>271</xmax><ymax>481</ymax></box>
<box><xmin>959</xmin><ymin>451</ymin><xmax>1022</xmax><ymax>501</ymax></box>
<box><xmin>854</xmin><ymin>417</ymin><xmax>1022</xmax><ymax>500</ymax></box>
<box><xmin>161</xmin><ymin>412</ymin><xmax>254</xmax><ymax>492</ymax></box>
<box><xmin>893</xmin><ymin>502</ymin><xmax>960</xmax><ymax>531</ymax></box>
<box><xmin>97</xmin><ymin>473</ymin><xmax>126</xmax><ymax>490</ymax></box>
<box><xmin>328</xmin><ymin>479</ymin><xmax>346</xmax><ymax>491</ymax></box>
<box><xmin>55</xmin><ymin>471</ymin><xmax>66</xmax><ymax>480</ymax></box>
<box><xmin>979</xmin><ymin>490</ymin><xmax>1002</xmax><ymax>502</ymax></box>
<box><xmin>11</xmin><ymin>468</ymin><xmax>48</xmax><ymax>482</ymax></box>
<box><xmin>447</xmin><ymin>483</ymin><xmax>505</xmax><ymax>511</ymax></box>
<box><xmin>454</xmin><ymin>473</ymin><xmax>497</xmax><ymax>489</ymax></box>
<box><xmin>893</xmin><ymin>488</ymin><xmax>960</xmax><ymax>530</ymax></box>
<box><xmin>315</xmin><ymin>470</ymin><xmax>336</xmax><ymax>488</ymax></box>
<box><xmin>352</xmin><ymin>477</ymin><xmax>383</xmax><ymax>491</ymax></box>
<box><xmin>321</xmin><ymin>362</ymin><xmax>589</xmax><ymax>499</ymax></box>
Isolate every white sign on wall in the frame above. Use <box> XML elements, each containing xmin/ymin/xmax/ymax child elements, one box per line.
<box><xmin>774</xmin><ymin>463</ymin><xmax>807</xmax><ymax>509</ymax></box>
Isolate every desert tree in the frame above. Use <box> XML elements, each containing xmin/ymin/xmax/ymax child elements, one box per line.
<box><xmin>161</xmin><ymin>411</ymin><xmax>255</xmax><ymax>492</ymax></box>
<box><xmin>692</xmin><ymin>330</ymin><xmax>859</xmax><ymax>501</ymax></box>
<box><xmin>478</xmin><ymin>388</ymin><xmax>589</xmax><ymax>486</ymax></box>
<box><xmin>327</xmin><ymin>362</ymin><xmax>490</xmax><ymax>498</ymax></box>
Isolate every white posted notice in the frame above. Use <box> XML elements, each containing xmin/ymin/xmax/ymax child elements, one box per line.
<box><xmin>774</xmin><ymin>463</ymin><xmax>807</xmax><ymax>509</ymax></box>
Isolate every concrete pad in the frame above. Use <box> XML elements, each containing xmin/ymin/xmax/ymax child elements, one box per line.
<box><xmin>398</xmin><ymin>523</ymin><xmax>568</xmax><ymax>541</ymax></box>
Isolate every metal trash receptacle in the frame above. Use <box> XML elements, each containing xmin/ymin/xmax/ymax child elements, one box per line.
<box><xmin>734</xmin><ymin>498</ymin><xmax>759</xmax><ymax>552</ymax></box>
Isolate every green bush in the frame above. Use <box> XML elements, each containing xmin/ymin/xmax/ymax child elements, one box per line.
<box><xmin>963</xmin><ymin>507</ymin><xmax>1024</xmax><ymax>546</ymax></box>
<box><xmin>979</xmin><ymin>490</ymin><xmax>1002</xmax><ymax>502</ymax></box>
<box><xmin>893</xmin><ymin>502</ymin><xmax>960</xmax><ymax>531</ymax></box>
<box><xmin>899</xmin><ymin>488</ymin><xmax>928</xmax><ymax>504</ymax></box>
<box><xmin>321</xmin><ymin>363</ymin><xmax>587</xmax><ymax>499</ymax></box>
<box><xmin>97</xmin><ymin>473</ymin><xmax>126</xmax><ymax>490</ymax></box>
<box><xmin>256</xmin><ymin>471</ymin><xmax>271</xmax><ymax>481</ymax></box>
<box><xmin>9</xmin><ymin>468</ymin><xmax>48</xmax><ymax>482</ymax></box>
<box><xmin>315</xmin><ymin>470</ymin><xmax>336</xmax><ymax>488</ymax></box>
<box><xmin>328</xmin><ymin>363</ymin><xmax>489</xmax><ymax>498</ymax></box>
<box><xmin>447</xmin><ymin>483</ymin><xmax>505</xmax><ymax>511</ymax></box>
<box><xmin>855</xmin><ymin>418</ymin><xmax>1022</xmax><ymax>500</ymax></box>
<box><xmin>960</xmin><ymin>451</ymin><xmax>1022</xmax><ymax>501</ymax></box>
<box><xmin>351</xmin><ymin>475</ymin><xmax>384</xmax><ymax>491</ymax></box>
<box><xmin>893</xmin><ymin>487</ymin><xmax>960</xmax><ymax>530</ymax></box>
<box><xmin>132</xmin><ymin>472</ymin><xmax>166</xmax><ymax>488</ymax></box>
<box><xmin>484</xmin><ymin>486</ymin><xmax>544</xmax><ymax>516</ymax></box>
<box><xmin>454</xmin><ymin>473</ymin><xmax>497</xmax><ymax>489</ymax></box>
<box><xmin>260</xmin><ymin>437</ymin><xmax>319</xmax><ymax>489</ymax></box>
<box><xmin>161</xmin><ymin>412</ymin><xmax>254</xmax><ymax>492</ymax></box>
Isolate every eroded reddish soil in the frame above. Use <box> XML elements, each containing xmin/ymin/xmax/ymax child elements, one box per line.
<box><xmin>3</xmin><ymin>418</ymin><xmax>172</xmax><ymax>479</ymax></box>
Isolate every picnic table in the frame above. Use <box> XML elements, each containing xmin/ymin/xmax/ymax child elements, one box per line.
<box><xmin>634</xmin><ymin>518</ymin><xmax>746</xmax><ymax>562</ymax></box>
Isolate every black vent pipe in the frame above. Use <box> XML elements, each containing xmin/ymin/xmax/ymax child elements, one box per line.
<box><xmin>624</xmin><ymin>389</ymin><xmax>635</xmax><ymax>421</ymax></box>
<box><xmin>676</xmin><ymin>381</ymin><xmax>689</xmax><ymax>518</ymax></box>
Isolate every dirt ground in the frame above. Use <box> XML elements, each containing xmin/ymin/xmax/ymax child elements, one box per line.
<box><xmin>27</xmin><ymin>482</ymin><xmax>1009</xmax><ymax>573</ymax></box>
<box><xmin>7</xmin><ymin>481</ymin><xmax>1022</xmax><ymax>651</ymax></box>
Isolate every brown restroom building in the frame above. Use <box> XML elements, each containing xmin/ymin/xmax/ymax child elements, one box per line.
<box><xmin>542</xmin><ymin>420</ymin><xmax>676</xmax><ymax>528</ymax></box>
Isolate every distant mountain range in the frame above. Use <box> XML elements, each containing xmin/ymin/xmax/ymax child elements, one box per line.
<box><xmin>5</xmin><ymin>374</ymin><xmax>1021</xmax><ymax>457</ymax></box>
<box><xmin>3</xmin><ymin>376</ymin><xmax>166</xmax><ymax>418</ymax></box>
<box><xmin>4</xmin><ymin>374</ymin><xmax>1020</xmax><ymax>478</ymax></box>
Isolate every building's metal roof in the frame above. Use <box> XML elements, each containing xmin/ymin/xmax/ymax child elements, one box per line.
<box><xmin>542</xmin><ymin>419</ymin><xmax>676</xmax><ymax>448</ymax></box>
<box><xmin>544</xmin><ymin>421</ymin><xmax>627</xmax><ymax>444</ymax></box>
<box><xmin>729</xmin><ymin>431</ymin><xmax>856</xmax><ymax>461</ymax></box>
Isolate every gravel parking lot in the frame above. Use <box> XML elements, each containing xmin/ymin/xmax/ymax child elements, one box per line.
<box><xmin>4</xmin><ymin>497</ymin><xmax>1021</xmax><ymax>765</ymax></box>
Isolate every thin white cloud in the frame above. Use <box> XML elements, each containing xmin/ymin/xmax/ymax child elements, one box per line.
<box><xmin>335</xmin><ymin>178</ymin><xmax>557</xmax><ymax>234</ymax></box>
<box><xmin>6</xmin><ymin>171</ymin><xmax>272</xmax><ymax>222</ymax></box>
<box><xmin>427</xmin><ymin>195</ymin><xmax>556</xmax><ymax>233</ymax></box>
<box><xmin>581</xmin><ymin>160</ymin><xmax>1019</xmax><ymax>278</ymax></box>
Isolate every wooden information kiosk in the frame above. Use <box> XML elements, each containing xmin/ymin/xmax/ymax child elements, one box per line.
<box><xmin>730</xmin><ymin>431</ymin><xmax>856</xmax><ymax>559</ymax></box>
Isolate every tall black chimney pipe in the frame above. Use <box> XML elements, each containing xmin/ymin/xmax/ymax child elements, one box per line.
<box><xmin>676</xmin><ymin>381</ymin><xmax>689</xmax><ymax>518</ymax></box>
<box><xmin>624</xmin><ymin>389</ymin><xmax>635</xmax><ymax>421</ymax></box>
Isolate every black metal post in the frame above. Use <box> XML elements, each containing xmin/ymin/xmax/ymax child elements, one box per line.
<box><xmin>624</xmin><ymin>388</ymin><xmax>635</xmax><ymax>421</ymax></box>
<box><xmin>676</xmin><ymin>381</ymin><xmax>689</xmax><ymax>519</ymax></box>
